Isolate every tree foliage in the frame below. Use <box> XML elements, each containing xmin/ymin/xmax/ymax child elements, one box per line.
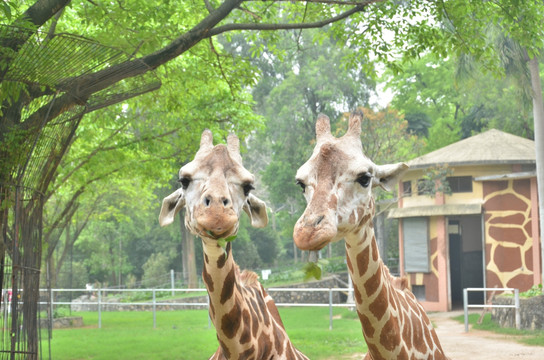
<box><xmin>385</xmin><ymin>54</ymin><xmax>535</xmax><ymax>152</ymax></box>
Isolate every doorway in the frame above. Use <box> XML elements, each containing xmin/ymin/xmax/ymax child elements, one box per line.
<box><xmin>448</xmin><ymin>216</ymin><xmax>484</xmax><ymax>309</ymax></box>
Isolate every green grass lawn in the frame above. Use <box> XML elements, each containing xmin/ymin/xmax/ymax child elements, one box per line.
<box><xmin>454</xmin><ymin>313</ymin><xmax>544</xmax><ymax>347</ymax></box>
<box><xmin>43</xmin><ymin>307</ymin><xmax>366</xmax><ymax>359</ymax></box>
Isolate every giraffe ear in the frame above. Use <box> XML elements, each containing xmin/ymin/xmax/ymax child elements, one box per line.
<box><xmin>373</xmin><ymin>163</ymin><xmax>409</xmax><ymax>191</ymax></box>
<box><xmin>243</xmin><ymin>194</ymin><xmax>268</xmax><ymax>228</ymax></box>
<box><xmin>159</xmin><ymin>188</ymin><xmax>186</xmax><ymax>227</ymax></box>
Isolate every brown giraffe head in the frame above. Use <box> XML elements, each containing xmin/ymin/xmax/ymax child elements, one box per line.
<box><xmin>294</xmin><ymin>113</ymin><xmax>408</xmax><ymax>251</ymax></box>
<box><xmin>159</xmin><ymin>129</ymin><xmax>268</xmax><ymax>238</ymax></box>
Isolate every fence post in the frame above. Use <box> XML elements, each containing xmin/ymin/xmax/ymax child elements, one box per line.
<box><xmin>153</xmin><ymin>289</ymin><xmax>157</xmax><ymax>329</ymax></box>
<box><xmin>48</xmin><ymin>288</ymin><xmax>54</xmax><ymax>342</ymax></box>
<box><xmin>49</xmin><ymin>289</ymin><xmax>54</xmax><ymax>331</ymax></box>
<box><xmin>171</xmin><ymin>269</ymin><xmax>175</xmax><ymax>297</ymax></box>
<box><xmin>329</xmin><ymin>288</ymin><xmax>333</xmax><ymax>331</ymax></box>
<box><xmin>98</xmin><ymin>288</ymin><xmax>102</xmax><ymax>329</ymax></box>
<box><xmin>463</xmin><ymin>288</ymin><xmax>469</xmax><ymax>332</ymax></box>
<box><xmin>514</xmin><ymin>288</ymin><xmax>520</xmax><ymax>330</ymax></box>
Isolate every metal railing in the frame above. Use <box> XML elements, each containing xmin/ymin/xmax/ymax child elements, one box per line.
<box><xmin>38</xmin><ymin>287</ymin><xmax>357</xmax><ymax>330</ymax></box>
<box><xmin>463</xmin><ymin>287</ymin><xmax>520</xmax><ymax>332</ymax></box>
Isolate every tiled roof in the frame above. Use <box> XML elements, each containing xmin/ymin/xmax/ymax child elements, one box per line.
<box><xmin>408</xmin><ymin>129</ymin><xmax>535</xmax><ymax>169</ymax></box>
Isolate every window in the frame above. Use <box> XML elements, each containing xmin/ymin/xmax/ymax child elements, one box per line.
<box><xmin>402</xmin><ymin>181</ymin><xmax>412</xmax><ymax>197</ymax></box>
<box><xmin>411</xmin><ymin>285</ymin><xmax>426</xmax><ymax>301</ymax></box>
<box><xmin>446</xmin><ymin>176</ymin><xmax>472</xmax><ymax>193</ymax></box>
<box><xmin>403</xmin><ymin>217</ymin><xmax>430</xmax><ymax>273</ymax></box>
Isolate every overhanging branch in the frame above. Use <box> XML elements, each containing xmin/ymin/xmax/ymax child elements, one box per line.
<box><xmin>207</xmin><ymin>2</ymin><xmax>374</xmax><ymax>37</ymax></box>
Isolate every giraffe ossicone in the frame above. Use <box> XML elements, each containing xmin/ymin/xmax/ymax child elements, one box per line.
<box><xmin>159</xmin><ymin>129</ymin><xmax>308</xmax><ymax>360</ymax></box>
<box><xmin>294</xmin><ymin>113</ymin><xmax>448</xmax><ymax>360</ymax></box>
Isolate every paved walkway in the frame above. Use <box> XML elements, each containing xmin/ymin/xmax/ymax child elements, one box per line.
<box><xmin>430</xmin><ymin>311</ymin><xmax>544</xmax><ymax>359</ymax></box>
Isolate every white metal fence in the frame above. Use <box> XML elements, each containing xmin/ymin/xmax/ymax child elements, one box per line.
<box><xmin>463</xmin><ymin>287</ymin><xmax>520</xmax><ymax>332</ymax></box>
<box><xmin>38</xmin><ymin>287</ymin><xmax>357</xmax><ymax>330</ymax></box>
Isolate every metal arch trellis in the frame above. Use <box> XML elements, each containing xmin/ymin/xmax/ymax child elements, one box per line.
<box><xmin>0</xmin><ymin>24</ymin><xmax>161</xmax><ymax>360</ymax></box>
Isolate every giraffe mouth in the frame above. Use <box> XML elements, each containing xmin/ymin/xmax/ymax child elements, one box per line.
<box><xmin>193</xmin><ymin>218</ymin><xmax>238</xmax><ymax>241</ymax></box>
<box><xmin>197</xmin><ymin>226</ymin><xmax>236</xmax><ymax>240</ymax></box>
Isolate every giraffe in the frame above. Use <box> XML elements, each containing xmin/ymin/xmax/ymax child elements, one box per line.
<box><xmin>293</xmin><ymin>113</ymin><xmax>448</xmax><ymax>360</ymax></box>
<box><xmin>159</xmin><ymin>129</ymin><xmax>308</xmax><ymax>360</ymax></box>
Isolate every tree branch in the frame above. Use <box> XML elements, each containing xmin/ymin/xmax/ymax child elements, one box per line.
<box><xmin>207</xmin><ymin>2</ymin><xmax>373</xmax><ymax>37</ymax></box>
<box><xmin>209</xmin><ymin>38</ymin><xmax>237</xmax><ymax>99</ymax></box>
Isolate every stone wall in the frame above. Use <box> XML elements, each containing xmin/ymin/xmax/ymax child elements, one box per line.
<box><xmin>71</xmin><ymin>294</ymin><xmax>209</xmax><ymax>312</ymax></box>
<box><xmin>69</xmin><ymin>273</ymin><xmax>351</xmax><ymax>312</ymax></box>
<box><xmin>267</xmin><ymin>274</ymin><xmax>349</xmax><ymax>304</ymax></box>
<box><xmin>491</xmin><ymin>295</ymin><xmax>544</xmax><ymax>330</ymax></box>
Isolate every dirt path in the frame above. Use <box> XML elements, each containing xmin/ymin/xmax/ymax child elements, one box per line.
<box><xmin>327</xmin><ymin>311</ymin><xmax>544</xmax><ymax>360</ymax></box>
<box><xmin>430</xmin><ymin>311</ymin><xmax>544</xmax><ymax>359</ymax></box>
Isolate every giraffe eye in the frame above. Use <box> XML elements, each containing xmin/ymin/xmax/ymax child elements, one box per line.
<box><xmin>296</xmin><ymin>180</ymin><xmax>306</xmax><ymax>193</ymax></box>
<box><xmin>356</xmin><ymin>173</ymin><xmax>372</xmax><ymax>188</ymax></box>
<box><xmin>242</xmin><ymin>183</ymin><xmax>255</xmax><ymax>197</ymax></box>
<box><xmin>179</xmin><ymin>177</ymin><xmax>191</xmax><ymax>190</ymax></box>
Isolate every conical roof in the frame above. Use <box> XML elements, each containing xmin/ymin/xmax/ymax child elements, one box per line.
<box><xmin>408</xmin><ymin>129</ymin><xmax>535</xmax><ymax>169</ymax></box>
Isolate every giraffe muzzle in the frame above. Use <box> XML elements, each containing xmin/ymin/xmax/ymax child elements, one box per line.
<box><xmin>293</xmin><ymin>213</ymin><xmax>337</xmax><ymax>251</ymax></box>
<box><xmin>194</xmin><ymin>203</ymin><xmax>238</xmax><ymax>239</ymax></box>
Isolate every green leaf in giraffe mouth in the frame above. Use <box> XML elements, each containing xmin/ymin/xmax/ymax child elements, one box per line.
<box><xmin>205</xmin><ymin>231</ymin><xmax>237</xmax><ymax>260</ymax></box>
<box><xmin>303</xmin><ymin>261</ymin><xmax>322</xmax><ymax>281</ymax></box>
<box><xmin>216</xmin><ymin>234</ymin><xmax>237</xmax><ymax>249</ymax></box>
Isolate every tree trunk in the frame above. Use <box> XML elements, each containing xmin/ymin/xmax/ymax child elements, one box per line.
<box><xmin>528</xmin><ymin>56</ymin><xmax>544</xmax><ymax>286</ymax></box>
<box><xmin>179</xmin><ymin>210</ymin><xmax>198</xmax><ymax>288</ymax></box>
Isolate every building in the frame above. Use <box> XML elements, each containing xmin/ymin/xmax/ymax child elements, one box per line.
<box><xmin>388</xmin><ymin>129</ymin><xmax>541</xmax><ymax>311</ymax></box>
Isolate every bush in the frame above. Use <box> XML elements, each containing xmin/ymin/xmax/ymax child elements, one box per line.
<box><xmin>520</xmin><ymin>284</ymin><xmax>543</xmax><ymax>298</ymax></box>
<box><xmin>142</xmin><ymin>253</ymin><xmax>170</xmax><ymax>288</ymax></box>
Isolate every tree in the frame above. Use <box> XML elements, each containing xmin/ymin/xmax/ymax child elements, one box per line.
<box><xmin>385</xmin><ymin>54</ymin><xmax>533</xmax><ymax>152</ymax></box>
<box><xmin>142</xmin><ymin>253</ymin><xmax>170</xmax><ymax>288</ymax></box>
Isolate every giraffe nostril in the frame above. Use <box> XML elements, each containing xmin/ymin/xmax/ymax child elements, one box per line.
<box><xmin>204</xmin><ymin>197</ymin><xmax>211</xmax><ymax>207</ymax></box>
<box><xmin>222</xmin><ymin>198</ymin><xmax>230</xmax><ymax>206</ymax></box>
<box><xmin>315</xmin><ymin>215</ymin><xmax>325</xmax><ymax>226</ymax></box>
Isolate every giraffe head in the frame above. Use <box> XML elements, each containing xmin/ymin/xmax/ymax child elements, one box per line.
<box><xmin>159</xmin><ymin>129</ymin><xmax>268</xmax><ymax>240</ymax></box>
<box><xmin>293</xmin><ymin>113</ymin><xmax>408</xmax><ymax>251</ymax></box>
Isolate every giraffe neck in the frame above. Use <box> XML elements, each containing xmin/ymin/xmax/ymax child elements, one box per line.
<box><xmin>345</xmin><ymin>225</ymin><xmax>447</xmax><ymax>360</ymax></box>
<box><xmin>201</xmin><ymin>237</ymin><xmax>308</xmax><ymax>360</ymax></box>
<box><xmin>345</xmin><ymin>224</ymin><xmax>401</xmax><ymax>358</ymax></box>
<box><xmin>201</xmin><ymin>238</ymin><xmax>247</xmax><ymax>354</ymax></box>
<box><xmin>201</xmin><ymin>238</ymin><xmax>237</xmax><ymax>310</ymax></box>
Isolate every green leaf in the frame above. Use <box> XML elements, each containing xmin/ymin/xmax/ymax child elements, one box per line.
<box><xmin>303</xmin><ymin>262</ymin><xmax>322</xmax><ymax>281</ymax></box>
<box><xmin>223</xmin><ymin>235</ymin><xmax>237</xmax><ymax>242</ymax></box>
<box><xmin>216</xmin><ymin>234</ymin><xmax>237</xmax><ymax>251</ymax></box>
<box><xmin>2</xmin><ymin>2</ymin><xmax>12</xmax><ymax>20</ymax></box>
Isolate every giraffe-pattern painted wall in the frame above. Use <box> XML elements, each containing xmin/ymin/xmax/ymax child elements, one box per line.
<box><xmin>483</xmin><ymin>179</ymin><xmax>536</xmax><ymax>292</ymax></box>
